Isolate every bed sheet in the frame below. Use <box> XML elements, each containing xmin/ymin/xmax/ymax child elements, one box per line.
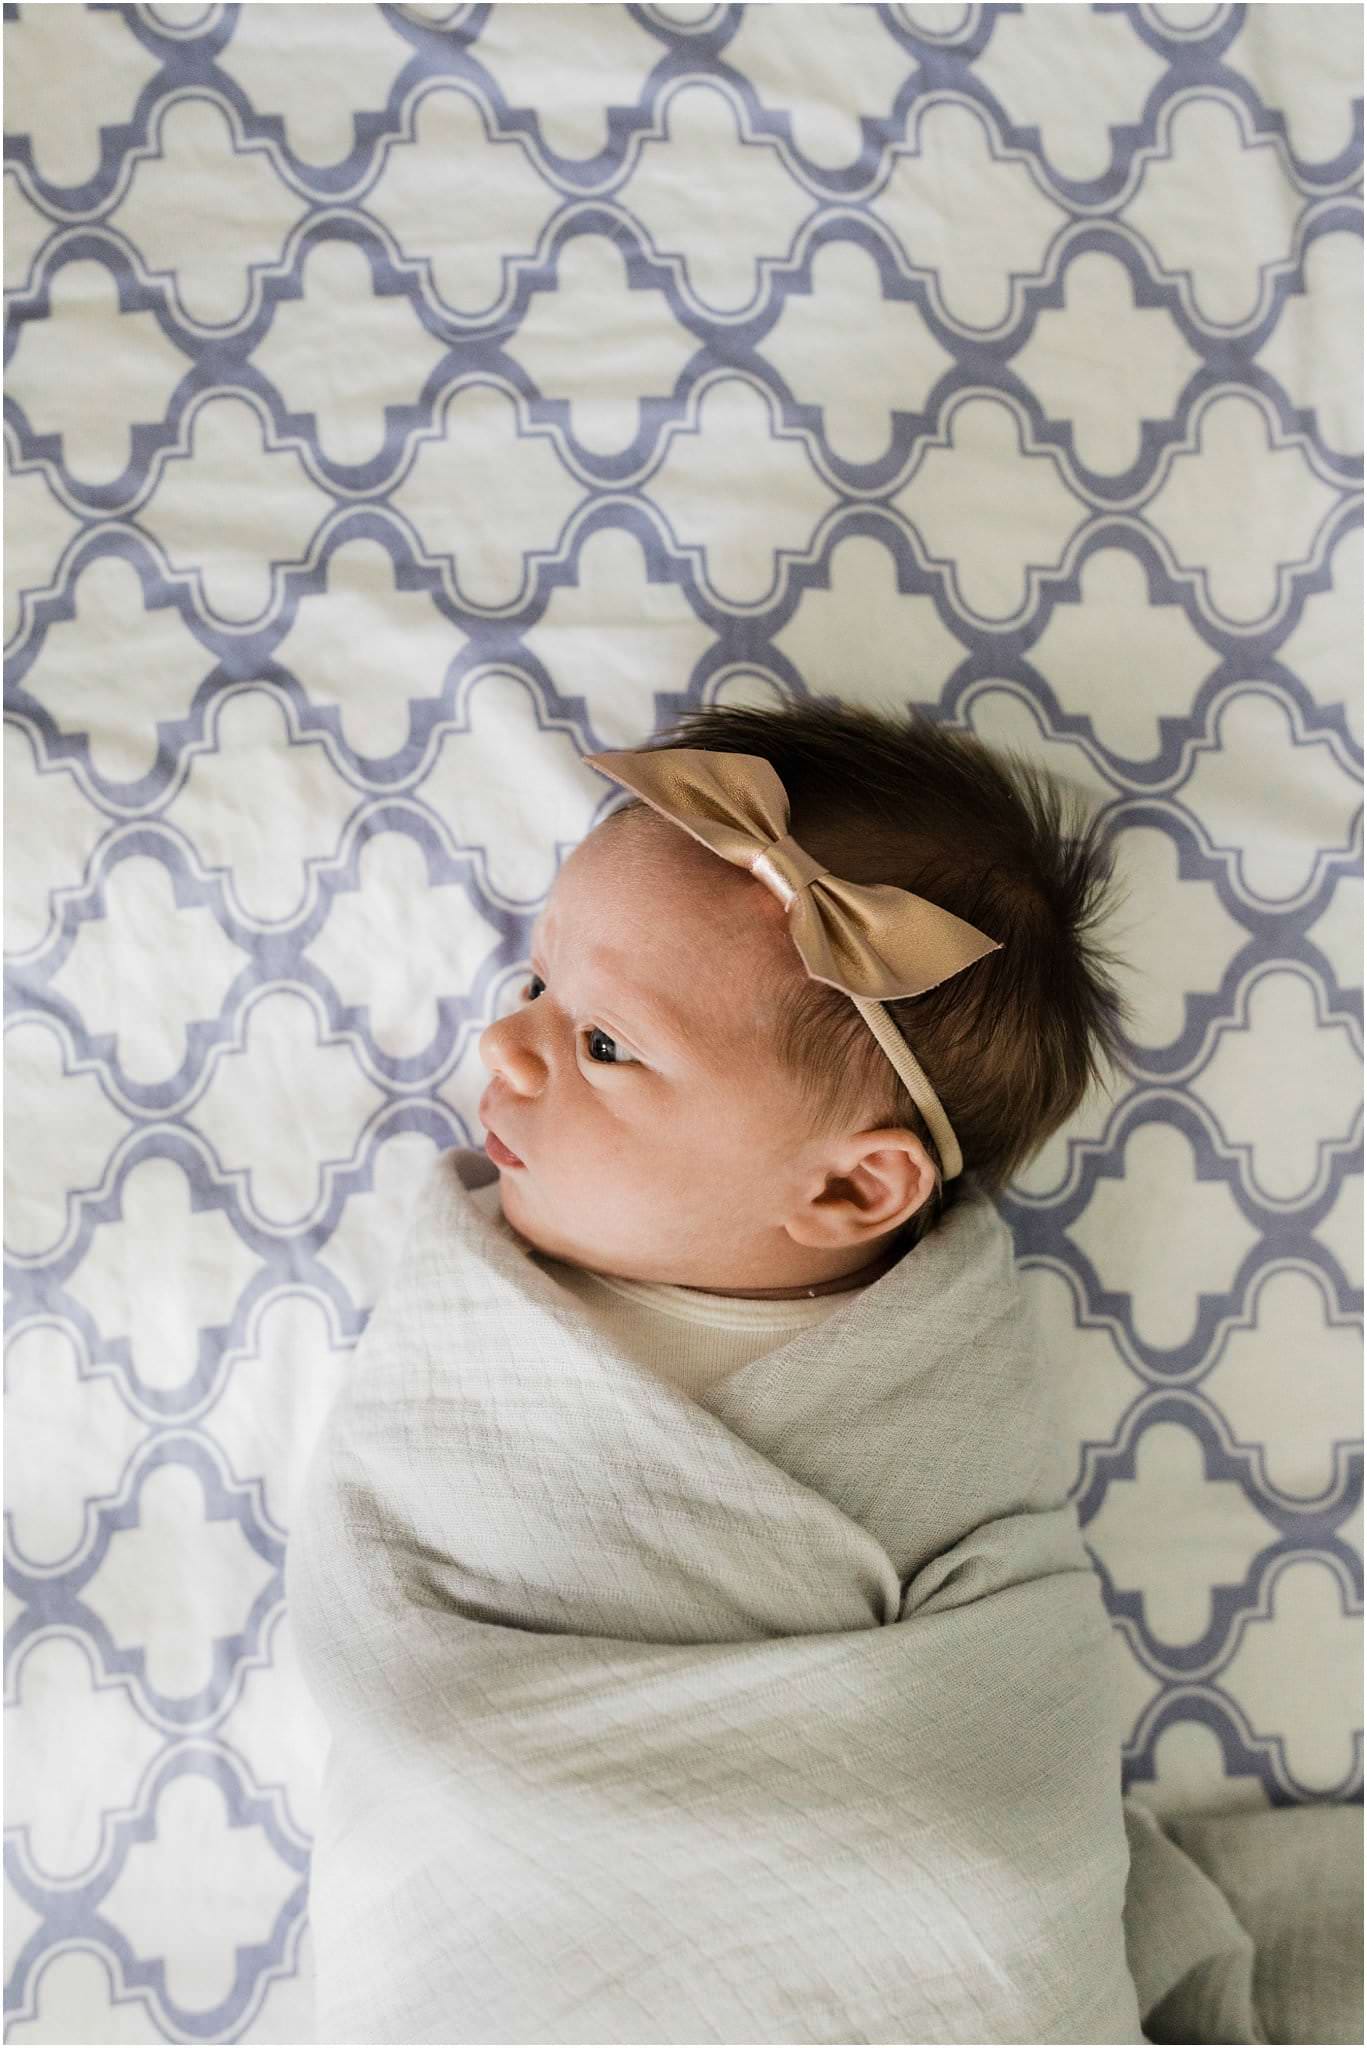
<box><xmin>4</xmin><ymin>3</ymin><xmax>1362</xmax><ymax>2041</ymax></box>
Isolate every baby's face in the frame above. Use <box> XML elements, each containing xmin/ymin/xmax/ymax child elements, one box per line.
<box><xmin>477</xmin><ymin>812</ymin><xmax>898</xmax><ymax>1291</ymax></box>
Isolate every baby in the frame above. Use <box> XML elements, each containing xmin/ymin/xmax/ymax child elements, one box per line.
<box><xmin>292</xmin><ymin>696</ymin><xmax>1150</xmax><ymax>2047</ymax></box>
<box><xmin>474</xmin><ymin>697</ymin><xmax>1131</xmax><ymax>1307</ymax></box>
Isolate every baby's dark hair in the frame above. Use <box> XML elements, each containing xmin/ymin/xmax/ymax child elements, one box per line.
<box><xmin>602</xmin><ymin>699</ymin><xmax>1135</xmax><ymax>1247</ymax></box>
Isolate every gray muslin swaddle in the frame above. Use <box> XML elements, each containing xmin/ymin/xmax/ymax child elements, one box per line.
<box><xmin>289</xmin><ymin>1144</ymin><xmax>1147</xmax><ymax>2044</ymax></box>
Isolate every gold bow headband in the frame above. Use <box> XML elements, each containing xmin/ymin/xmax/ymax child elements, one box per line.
<box><xmin>582</xmin><ymin>747</ymin><xmax>1003</xmax><ymax>1183</ymax></box>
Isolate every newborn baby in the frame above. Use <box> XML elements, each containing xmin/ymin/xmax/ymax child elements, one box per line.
<box><xmin>290</xmin><ymin>699</ymin><xmax>1146</xmax><ymax>2046</ymax></box>
<box><xmin>475</xmin><ymin>696</ymin><xmax>1130</xmax><ymax>1311</ymax></box>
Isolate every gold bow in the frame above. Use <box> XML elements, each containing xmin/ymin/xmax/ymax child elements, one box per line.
<box><xmin>583</xmin><ymin>747</ymin><xmax>1002</xmax><ymax>1183</ymax></box>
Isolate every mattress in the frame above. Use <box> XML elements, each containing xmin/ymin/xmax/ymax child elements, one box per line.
<box><xmin>4</xmin><ymin>3</ymin><xmax>1362</xmax><ymax>2040</ymax></box>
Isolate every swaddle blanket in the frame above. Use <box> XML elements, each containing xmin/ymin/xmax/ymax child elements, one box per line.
<box><xmin>288</xmin><ymin>1145</ymin><xmax>1145</xmax><ymax>2045</ymax></box>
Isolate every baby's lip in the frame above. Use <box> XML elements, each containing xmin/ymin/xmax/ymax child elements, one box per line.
<box><xmin>478</xmin><ymin>1097</ymin><xmax>526</xmax><ymax>1165</ymax></box>
<box><xmin>484</xmin><ymin>1124</ymin><xmax>525</xmax><ymax>1166</ymax></box>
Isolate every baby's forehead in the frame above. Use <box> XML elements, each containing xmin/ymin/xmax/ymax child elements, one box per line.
<box><xmin>569</xmin><ymin>814</ymin><xmax>784</xmax><ymax>949</ymax></box>
<box><xmin>559</xmin><ymin>819</ymin><xmax>795</xmax><ymax>1028</ymax></box>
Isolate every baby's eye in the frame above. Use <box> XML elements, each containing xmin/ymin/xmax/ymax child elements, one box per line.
<box><xmin>521</xmin><ymin>974</ymin><xmax>641</xmax><ymax>1068</ymax></box>
<box><xmin>583</xmin><ymin>1026</ymin><xmax>640</xmax><ymax>1068</ymax></box>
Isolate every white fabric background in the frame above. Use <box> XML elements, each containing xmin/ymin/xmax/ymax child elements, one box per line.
<box><xmin>4</xmin><ymin>3</ymin><xmax>1362</xmax><ymax>2039</ymax></box>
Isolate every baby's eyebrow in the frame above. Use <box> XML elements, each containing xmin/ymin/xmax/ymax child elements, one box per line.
<box><xmin>528</xmin><ymin>918</ymin><xmax>690</xmax><ymax>1057</ymax></box>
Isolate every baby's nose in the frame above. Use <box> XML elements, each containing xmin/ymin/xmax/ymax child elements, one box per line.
<box><xmin>477</xmin><ymin>1013</ymin><xmax>509</xmax><ymax>1076</ymax></box>
<box><xmin>478</xmin><ymin>1011</ymin><xmax>539</xmax><ymax>1091</ymax></box>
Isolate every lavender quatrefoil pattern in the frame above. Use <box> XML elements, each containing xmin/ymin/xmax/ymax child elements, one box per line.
<box><xmin>3</xmin><ymin>2</ymin><xmax>1363</xmax><ymax>2040</ymax></box>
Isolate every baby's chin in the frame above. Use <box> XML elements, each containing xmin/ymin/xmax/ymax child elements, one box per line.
<box><xmin>494</xmin><ymin>1185</ymin><xmax>666</xmax><ymax>1281</ymax></box>
<box><xmin>493</xmin><ymin>1178</ymin><xmax>580</xmax><ymax>1262</ymax></box>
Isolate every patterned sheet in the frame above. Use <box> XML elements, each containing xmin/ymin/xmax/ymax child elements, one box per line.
<box><xmin>3</xmin><ymin>2</ymin><xmax>1362</xmax><ymax>2041</ymax></box>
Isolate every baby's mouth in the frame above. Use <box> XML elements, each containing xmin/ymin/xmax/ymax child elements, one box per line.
<box><xmin>483</xmin><ymin>1126</ymin><xmax>526</xmax><ymax>1169</ymax></box>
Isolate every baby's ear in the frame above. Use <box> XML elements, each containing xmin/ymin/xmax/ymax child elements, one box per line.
<box><xmin>850</xmin><ymin>1133</ymin><xmax>939</xmax><ymax>1229</ymax></box>
<box><xmin>785</xmin><ymin>1137</ymin><xmax>932</xmax><ymax>1248</ymax></box>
